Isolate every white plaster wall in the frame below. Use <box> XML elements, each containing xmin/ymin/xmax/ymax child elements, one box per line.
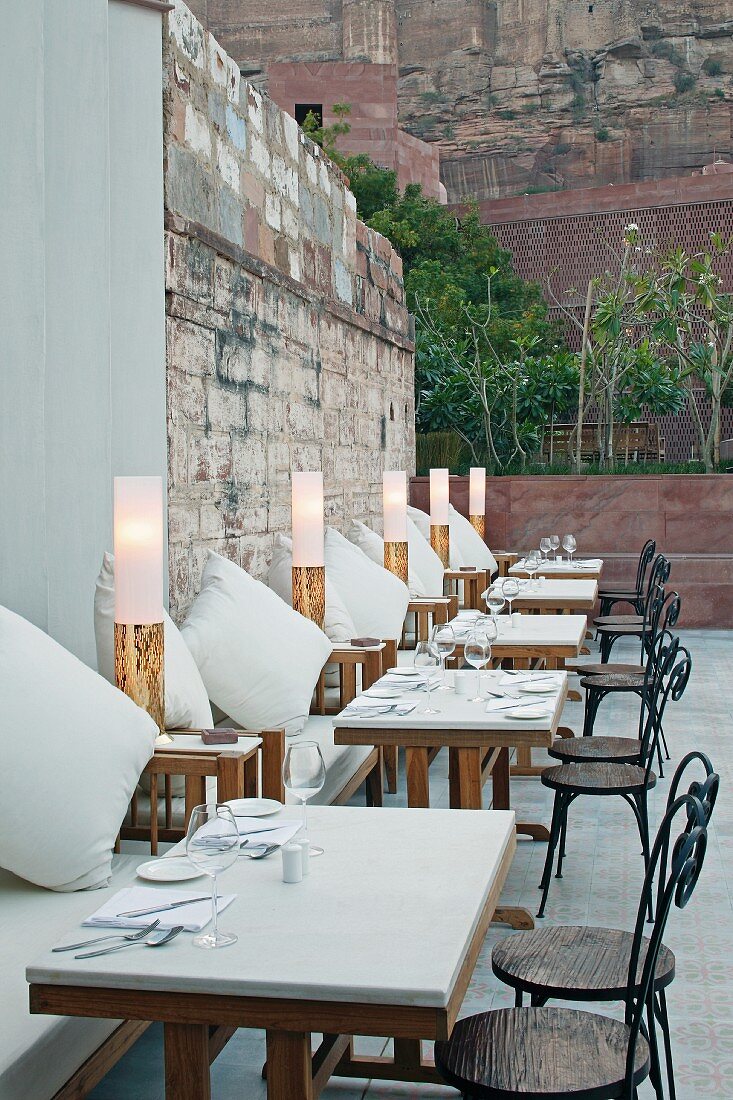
<box><xmin>0</xmin><ymin>0</ymin><xmax>168</xmax><ymax>665</ymax></box>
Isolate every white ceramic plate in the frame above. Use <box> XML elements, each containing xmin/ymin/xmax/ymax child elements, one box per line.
<box><xmin>365</xmin><ymin>687</ymin><xmax>405</xmax><ymax>699</ymax></box>
<box><xmin>225</xmin><ymin>797</ymin><xmax>283</xmax><ymax>817</ymax></box>
<box><xmin>387</xmin><ymin>667</ymin><xmax>423</xmax><ymax>677</ymax></box>
<box><xmin>517</xmin><ymin>683</ymin><xmax>556</xmax><ymax>695</ymax></box>
<box><xmin>506</xmin><ymin>706</ymin><xmax>554</xmax><ymax>720</ymax></box>
<box><xmin>136</xmin><ymin>856</ymin><xmax>206</xmax><ymax>883</ymax></box>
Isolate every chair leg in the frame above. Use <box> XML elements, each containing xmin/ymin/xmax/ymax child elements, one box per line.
<box><xmin>644</xmin><ymin>1000</ymin><xmax>665</xmax><ymax>1100</ymax></box>
<box><xmin>514</xmin><ymin>989</ymin><xmax>523</xmax><ymax>1007</ymax></box>
<box><xmin>582</xmin><ymin>687</ymin><xmax>605</xmax><ymax>738</ymax></box>
<box><xmin>656</xmin><ymin>988</ymin><xmax>677</xmax><ymax>1100</ymax></box>
<box><xmin>556</xmin><ymin>803</ymin><xmax>569</xmax><ymax>879</ymax></box>
<box><xmin>629</xmin><ymin>792</ymin><xmax>653</xmax><ymax>920</ymax></box>
<box><xmin>538</xmin><ymin>792</ymin><xmax>565</xmax><ymax>918</ymax></box>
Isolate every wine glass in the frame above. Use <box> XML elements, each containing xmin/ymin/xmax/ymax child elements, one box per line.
<box><xmin>550</xmin><ymin>534</ymin><xmax>560</xmax><ymax>561</ymax></box>
<box><xmin>525</xmin><ymin>550</ymin><xmax>541</xmax><ymax>590</ymax></box>
<box><xmin>283</xmin><ymin>741</ymin><xmax>326</xmax><ymax>856</ymax></box>
<box><xmin>502</xmin><ymin>577</ymin><xmax>520</xmax><ymax>620</ymax></box>
<box><xmin>464</xmin><ymin>631</ymin><xmax>492</xmax><ymax>703</ymax></box>
<box><xmin>540</xmin><ymin>537</ymin><xmax>551</xmax><ymax>563</ymax></box>
<box><xmin>486</xmin><ymin>587</ymin><xmax>505</xmax><ymax>631</ymax></box>
<box><xmin>431</xmin><ymin>623</ymin><xmax>456</xmax><ymax>691</ymax></box>
<box><xmin>562</xmin><ymin>533</ymin><xmax>577</xmax><ymax>568</ymax></box>
<box><xmin>414</xmin><ymin>639</ymin><xmax>441</xmax><ymax>714</ymax></box>
<box><xmin>185</xmin><ymin>803</ymin><xmax>239</xmax><ymax>950</ymax></box>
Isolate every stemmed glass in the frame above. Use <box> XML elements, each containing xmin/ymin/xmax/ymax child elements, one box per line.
<box><xmin>486</xmin><ymin>587</ymin><xmax>505</xmax><ymax>632</ymax></box>
<box><xmin>502</xmin><ymin>577</ymin><xmax>520</xmax><ymax>620</ymax></box>
<box><xmin>431</xmin><ymin>623</ymin><xmax>456</xmax><ymax>691</ymax></box>
<box><xmin>283</xmin><ymin>741</ymin><xmax>326</xmax><ymax>856</ymax></box>
<box><xmin>525</xmin><ymin>550</ymin><xmax>541</xmax><ymax>590</ymax></box>
<box><xmin>562</xmin><ymin>533</ymin><xmax>577</xmax><ymax>568</ymax></box>
<box><xmin>550</xmin><ymin>535</ymin><xmax>560</xmax><ymax>561</ymax></box>
<box><xmin>540</xmin><ymin>537</ymin><xmax>551</xmax><ymax>564</ymax></box>
<box><xmin>464</xmin><ymin>631</ymin><xmax>492</xmax><ymax>703</ymax></box>
<box><xmin>185</xmin><ymin>803</ymin><xmax>239</xmax><ymax>950</ymax></box>
<box><xmin>414</xmin><ymin>640</ymin><xmax>441</xmax><ymax>714</ymax></box>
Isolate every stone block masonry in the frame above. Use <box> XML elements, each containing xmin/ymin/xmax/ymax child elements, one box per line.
<box><xmin>164</xmin><ymin>2</ymin><xmax>415</xmax><ymax>618</ymax></box>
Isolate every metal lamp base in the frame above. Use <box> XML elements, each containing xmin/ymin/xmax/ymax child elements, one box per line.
<box><xmin>384</xmin><ymin>541</ymin><xmax>409</xmax><ymax>584</ymax></box>
<box><xmin>469</xmin><ymin>514</ymin><xmax>486</xmax><ymax>540</ymax></box>
<box><xmin>430</xmin><ymin>524</ymin><xmax>450</xmax><ymax>568</ymax></box>
<box><xmin>292</xmin><ymin>565</ymin><xmax>326</xmax><ymax>629</ymax></box>
<box><xmin>114</xmin><ymin>622</ymin><xmax>170</xmax><ymax>744</ymax></box>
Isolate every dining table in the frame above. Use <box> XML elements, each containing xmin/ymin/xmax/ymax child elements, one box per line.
<box><xmin>509</xmin><ymin>555</ymin><xmax>604</xmax><ymax>581</ymax></box>
<box><xmin>484</xmin><ymin>577</ymin><xmax>598</xmax><ymax>614</ymax></box>
<box><xmin>28</xmin><ymin>805</ymin><xmax>516</xmax><ymax>1100</ymax></box>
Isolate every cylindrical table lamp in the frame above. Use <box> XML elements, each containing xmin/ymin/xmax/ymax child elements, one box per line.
<box><xmin>429</xmin><ymin>468</ymin><xmax>450</xmax><ymax>567</ymax></box>
<box><xmin>113</xmin><ymin>476</ymin><xmax>170</xmax><ymax>745</ymax></box>
<box><xmin>469</xmin><ymin>467</ymin><xmax>486</xmax><ymax>539</ymax></box>
<box><xmin>383</xmin><ymin>470</ymin><xmax>408</xmax><ymax>584</ymax></box>
<box><xmin>292</xmin><ymin>471</ymin><xmax>325</xmax><ymax>629</ymax></box>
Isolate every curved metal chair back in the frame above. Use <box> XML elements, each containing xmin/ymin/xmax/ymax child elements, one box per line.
<box><xmin>624</xmin><ymin>793</ymin><xmax>709</xmax><ymax>1092</ymax></box>
<box><xmin>639</xmin><ymin>636</ymin><xmax>691</xmax><ymax>779</ymax></box>
<box><xmin>666</xmin><ymin>751</ymin><xmax>719</xmax><ymax>825</ymax></box>
<box><xmin>635</xmin><ymin>538</ymin><xmax>657</xmax><ymax>598</ymax></box>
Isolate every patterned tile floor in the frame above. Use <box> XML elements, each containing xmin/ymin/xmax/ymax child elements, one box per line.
<box><xmin>92</xmin><ymin>630</ymin><xmax>733</xmax><ymax>1099</ymax></box>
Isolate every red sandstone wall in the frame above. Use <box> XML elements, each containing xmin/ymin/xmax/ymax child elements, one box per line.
<box><xmin>410</xmin><ymin>474</ymin><xmax>733</xmax><ymax>628</ymax></box>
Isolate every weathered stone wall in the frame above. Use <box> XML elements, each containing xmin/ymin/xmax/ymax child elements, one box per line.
<box><xmin>164</xmin><ymin>2</ymin><xmax>415</xmax><ymax>619</ymax></box>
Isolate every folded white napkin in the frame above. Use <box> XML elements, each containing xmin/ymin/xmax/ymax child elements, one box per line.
<box><xmin>83</xmin><ymin>886</ymin><xmax>236</xmax><ymax>932</ymax></box>
<box><xmin>233</xmin><ymin>817</ymin><xmax>301</xmax><ymax>836</ymax></box>
<box><xmin>485</xmin><ymin>699</ymin><xmax>553</xmax><ymax>716</ymax></box>
<box><xmin>575</xmin><ymin>558</ymin><xmax>603</xmax><ymax>568</ymax></box>
<box><xmin>499</xmin><ymin>673</ymin><xmax>562</xmax><ymax>687</ymax></box>
<box><xmin>241</xmin><ymin>823</ymin><xmax>301</xmax><ymax>847</ymax></box>
<box><xmin>343</xmin><ymin>700</ymin><xmax>419</xmax><ymax>715</ymax></box>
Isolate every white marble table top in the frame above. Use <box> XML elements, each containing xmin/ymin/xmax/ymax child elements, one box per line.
<box><xmin>448</xmin><ymin>613</ymin><xmax>587</xmax><ymax>649</ymax></box>
<box><xmin>154</xmin><ymin>732</ymin><xmax>262</xmax><ymax>755</ymax></box>
<box><xmin>485</xmin><ymin>578</ymin><xmax>598</xmax><ymax>605</ymax></box>
<box><xmin>27</xmin><ymin>806</ymin><xmax>514</xmax><ymax>1009</ymax></box>
<box><xmin>510</xmin><ymin>556</ymin><xmax>603</xmax><ymax>576</ymax></box>
<box><xmin>334</xmin><ymin>668</ymin><xmax>567</xmax><ymax>732</ymax></box>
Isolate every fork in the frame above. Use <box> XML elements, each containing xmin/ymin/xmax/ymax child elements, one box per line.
<box><xmin>75</xmin><ymin>926</ymin><xmax>184</xmax><ymax>959</ymax></box>
<box><xmin>52</xmin><ymin>919</ymin><xmax>162</xmax><ymax>953</ymax></box>
<box><xmin>242</xmin><ymin>843</ymin><xmax>280</xmax><ymax>860</ymax></box>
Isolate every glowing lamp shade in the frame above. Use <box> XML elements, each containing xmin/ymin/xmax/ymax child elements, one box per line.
<box><xmin>383</xmin><ymin>471</ymin><xmax>407</xmax><ymax>542</ymax></box>
<box><xmin>292</xmin><ymin>472</ymin><xmax>324</xmax><ymax>567</ymax></box>
<box><xmin>429</xmin><ymin>468</ymin><xmax>450</xmax><ymax>526</ymax></box>
<box><xmin>113</xmin><ymin>476</ymin><xmax>164</xmax><ymax>625</ymax></box>
<box><xmin>469</xmin><ymin>468</ymin><xmax>486</xmax><ymax>516</ymax></box>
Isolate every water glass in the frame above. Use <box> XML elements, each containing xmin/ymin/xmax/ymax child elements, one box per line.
<box><xmin>525</xmin><ymin>550</ymin><xmax>541</xmax><ymax>589</ymax></box>
<box><xmin>502</xmin><ymin>577</ymin><xmax>520</xmax><ymax>619</ymax></box>
<box><xmin>486</xmin><ymin>588</ymin><xmax>505</xmax><ymax>630</ymax></box>
<box><xmin>464</xmin><ymin>632</ymin><xmax>491</xmax><ymax>703</ymax></box>
<box><xmin>540</xmin><ymin>537</ymin><xmax>551</xmax><ymax>562</ymax></box>
<box><xmin>283</xmin><ymin>741</ymin><xmax>326</xmax><ymax>856</ymax></box>
<box><xmin>430</xmin><ymin>623</ymin><xmax>456</xmax><ymax>690</ymax></box>
<box><xmin>562</xmin><ymin>533</ymin><xmax>577</xmax><ymax>567</ymax></box>
<box><xmin>550</xmin><ymin>534</ymin><xmax>560</xmax><ymax>560</ymax></box>
<box><xmin>185</xmin><ymin>804</ymin><xmax>239</xmax><ymax>950</ymax></box>
<box><xmin>414</xmin><ymin>640</ymin><xmax>441</xmax><ymax>714</ymax></box>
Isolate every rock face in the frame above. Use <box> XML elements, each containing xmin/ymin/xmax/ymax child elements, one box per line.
<box><xmin>191</xmin><ymin>0</ymin><xmax>733</xmax><ymax>202</ymax></box>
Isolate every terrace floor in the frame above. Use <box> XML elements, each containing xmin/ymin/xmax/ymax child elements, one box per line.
<box><xmin>91</xmin><ymin>630</ymin><xmax>733</xmax><ymax>1100</ymax></box>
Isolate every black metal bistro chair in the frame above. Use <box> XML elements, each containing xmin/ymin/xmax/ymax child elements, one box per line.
<box><xmin>434</xmin><ymin>791</ymin><xmax>709</xmax><ymax>1100</ymax></box>
<box><xmin>537</xmin><ymin>636</ymin><xmax>691</xmax><ymax>919</ymax></box>
<box><xmin>598</xmin><ymin>538</ymin><xmax>657</xmax><ymax>616</ymax></box>
<box><xmin>491</xmin><ymin>752</ymin><xmax>719</xmax><ymax>1100</ymax></box>
<box><xmin>594</xmin><ymin>554</ymin><xmax>671</xmax><ymax>663</ymax></box>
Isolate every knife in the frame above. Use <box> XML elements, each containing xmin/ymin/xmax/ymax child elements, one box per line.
<box><xmin>116</xmin><ymin>896</ymin><xmax>222</xmax><ymax>918</ymax></box>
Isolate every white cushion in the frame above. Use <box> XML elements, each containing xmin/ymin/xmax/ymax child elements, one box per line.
<box><xmin>94</xmin><ymin>553</ymin><xmax>213</xmax><ymax>730</ymax></box>
<box><xmin>407</xmin><ymin>505</ymin><xmax>464</xmax><ymax>568</ymax></box>
<box><xmin>346</xmin><ymin>520</ymin><xmax>427</xmax><ymax>598</ymax></box>
<box><xmin>449</xmin><ymin>505</ymin><xmax>498</xmax><ymax>573</ymax></box>
<box><xmin>406</xmin><ymin>516</ymin><xmax>445</xmax><ymax>595</ymax></box>
<box><xmin>0</xmin><ymin>855</ymin><xmax>140</xmax><ymax>1099</ymax></box>
<box><xmin>267</xmin><ymin>533</ymin><xmax>356</xmax><ymax>643</ymax></box>
<box><xmin>286</xmin><ymin>715</ymin><xmax>375</xmax><ymax>806</ymax></box>
<box><xmin>324</xmin><ymin>528</ymin><xmax>410</xmax><ymax>641</ymax></box>
<box><xmin>0</xmin><ymin>608</ymin><xmax>155</xmax><ymax>891</ymax></box>
<box><xmin>181</xmin><ymin>551</ymin><xmax>332</xmax><ymax>736</ymax></box>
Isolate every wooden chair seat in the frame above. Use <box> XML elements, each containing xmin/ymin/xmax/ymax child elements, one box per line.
<box><xmin>548</xmin><ymin>735</ymin><xmax>642</xmax><ymax>764</ymax></box>
<box><xmin>595</xmin><ymin>621</ymin><xmax>644</xmax><ymax>637</ymax></box>
<box><xmin>542</xmin><ymin>761</ymin><xmax>656</xmax><ymax>795</ymax></box>
<box><xmin>570</xmin><ymin>662</ymin><xmax>644</xmax><ymax>677</ymax></box>
<box><xmin>434</xmin><ymin>1006</ymin><xmax>650</xmax><ymax>1099</ymax></box>
<box><xmin>492</xmin><ymin>926</ymin><xmax>675</xmax><ymax>1002</ymax></box>
<box><xmin>580</xmin><ymin>672</ymin><xmax>645</xmax><ymax>690</ymax></box>
<box><xmin>593</xmin><ymin>614</ymin><xmax>642</xmax><ymax>627</ymax></box>
<box><xmin>598</xmin><ymin>586</ymin><xmax>636</xmax><ymax>599</ymax></box>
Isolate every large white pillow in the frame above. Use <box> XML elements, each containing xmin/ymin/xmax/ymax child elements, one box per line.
<box><xmin>449</xmin><ymin>504</ymin><xmax>498</xmax><ymax>573</ymax></box>
<box><xmin>346</xmin><ymin>520</ymin><xmax>427</xmax><ymax>598</ymax></box>
<box><xmin>324</xmin><ymin>528</ymin><xmax>410</xmax><ymax>640</ymax></box>
<box><xmin>181</xmin><ymin>551</ymin><xmax>331</xmax><ymax>735</ymax></box>
<box><xmin>406</xmin><ymin>516</ymin><xmax>445</xmax><ymax>595</ymax></box>
<box><xmin>94</xmin><ymin>553</ymin><xmax>213</xmax><ymax>730</ymax></box>
<box><xmin>0</xmin><ymin>607</ymin><xmax>155</xmax><ymax>891</ymax></box>
<box><xmin>267</xmin><ymin>533</ymin><xmax>356</xmax><ymax>643</ymax></box>
<box><xmin>407</xmin><ymin>505</ymin><xmax>464</xmax><ymax>569</ymax></box>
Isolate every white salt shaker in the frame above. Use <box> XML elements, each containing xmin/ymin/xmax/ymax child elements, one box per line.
<box><xmin>511</xmin><ymin>611</ymin><xmax>522</xmax><ymax>628</ymax></box>
<box><xmin>297</xmin><ymin>838</ymin><xmax>310</xmax><ymax>876</ymax></box>
<box><xmin>281</xmin><ymin>842</ymin><xmax>303</xmax><ymax>884</ymax></box>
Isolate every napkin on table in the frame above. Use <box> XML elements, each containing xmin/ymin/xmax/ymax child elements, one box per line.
<box><xmin>82</xmin><ymin>886</ymin><xmax>237</xmax><ymax>932</ymax></box>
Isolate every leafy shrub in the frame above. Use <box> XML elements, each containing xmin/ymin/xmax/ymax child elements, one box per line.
<box><xmin>555</xmin><ymin>142</ymin><xmax>572</xmax><ymax>155</ymax></box>
<box><xmin>673</xmin><ymin>71</ymin><xmax>696</xmax><ymax>94</ymax></box>
<box><xmin>595</xmin><ymin>127</ymin><xmax>610</xmax><ymax>142</ymax></box>
<box><xmin>497</xmin><ymin>109</ymin><xmax>517</xmax><ymax>120</ymax></box>
<box><xmin>651</xmin><ymin>41</ymin><xmax>685</xmax><ymax>67</ymax></box>
<box><xmin>713</xmin><ymin>87</ymin><xmax>726</xmax><ymax>99</ymax></box>
<box><xmin>703</xmin><ymin>59</ymin><xmax>723</xmax><ymax>77</ymax></box>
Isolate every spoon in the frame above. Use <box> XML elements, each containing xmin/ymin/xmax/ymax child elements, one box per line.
<box><xmin>75</xmin><ymin>926</ymin><xmax>184</xmax><ymax>959</ymax></box>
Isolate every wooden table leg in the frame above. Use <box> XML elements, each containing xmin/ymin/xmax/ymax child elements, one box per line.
<box><xmin>488</xmin><ymin>749</ymin><xmax>536</xmax><ymax>930</ymax></box>
<box><xmin>384</xmin><ymin>746</ymin><xmax>399</xmax><ymax>794</ymax></box>
<box><xmin>164</xmin><ymin>1023</ymin><xmax>211</xmax><ymax>1100</ymax></box>
<box><xmin>404</xmin><ymin>747</ymin><xmax>430</xmax><ymax>807</ymax></box>
<box><xmin>452</xmin><ymin>747</ymin><xmax>483</xmax><ymax>809</ymax></box>
<box><xmin>266</xmin><ymin>1030</ymin><xmax>314</xmax><ymax>1100</ymax></box>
